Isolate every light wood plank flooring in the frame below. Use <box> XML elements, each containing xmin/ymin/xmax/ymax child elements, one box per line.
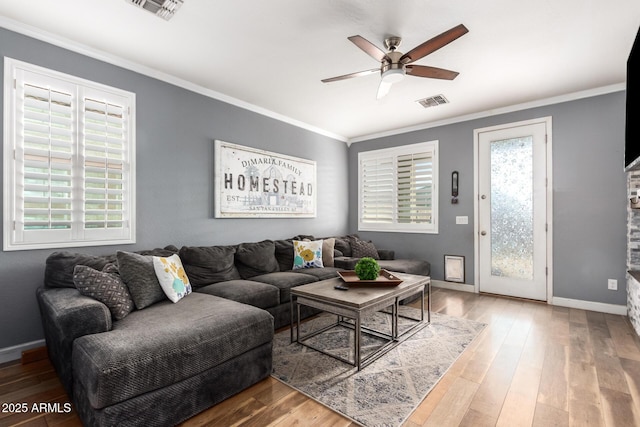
<box><xmin>2</xmin><ymin>287</ymin><xmax>640</xmax><ymax>427</ymax></box>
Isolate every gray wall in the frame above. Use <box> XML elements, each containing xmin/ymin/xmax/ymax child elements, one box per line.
<box><xmin>349</xmin><ymin>91</ymin><xmax>628</xmax><ymax>306</ymax></box>
<box><xmin>0</xmin><ymin>28</ymin><xmax>349</xmax><ymax>350</ymax></box>
<box><xmin>0</xmin><ymin>25</ymin><xmax>628</xmax><ymax>353</ymax></box>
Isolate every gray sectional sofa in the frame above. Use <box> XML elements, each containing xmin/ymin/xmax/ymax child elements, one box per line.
<box><xmin>36</xmin><ymin>234</ymin><xmax>429</xmax><ymax>427</ymax></box>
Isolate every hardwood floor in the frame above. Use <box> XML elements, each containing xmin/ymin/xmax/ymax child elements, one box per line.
<box><xmin>3</xmin><ymin>287</ymin><xmax>640</xmax><ymax>427</ymax></box>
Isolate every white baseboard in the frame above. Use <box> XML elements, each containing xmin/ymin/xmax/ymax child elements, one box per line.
<box><xmin>0</xmin><ymin>339</ymin><xmax>45</xmax><ymax>364</ymax></box>
<box><xmin>431</xmin><ymin>281</ymin><xmax>628</xmax><ymax>316</ymax></box>
<box><xmin>551</xmin><ymin>297</ymin><xmax>627</xmax><ymax>316</ymax></box>
<box><xmin>431</xmin><ymin>279</ymin><xmax>475</xmax><ymax>293</ymax></box>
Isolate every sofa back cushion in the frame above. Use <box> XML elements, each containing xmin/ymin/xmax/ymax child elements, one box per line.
<box><xmin>45</xmin><ymin>252</ymin><xmax>111</xmax><ymax>288</ymax></box>
<box><xmin>274</xmin><ymin>239</ymin><xmax>294</xmax><ymax>271</ymax></box>
<box><xmin>43</xmin><ymin>246</ymin><xmax>178</xmax><ymax>289</ymax></box>
<box><xmin>179</xmin><ymin>245</ymin><xmax>241</xmax><ymax>288</ymax></box>
<box><xmin>333</xmin><ymin>236</ymin><xmax>353</xmax><ymax>257</ymax></box>
<box><xmin>235</xmin><ymin>240</ymin><xmax>279</xmax><ymax>279</ymax></box>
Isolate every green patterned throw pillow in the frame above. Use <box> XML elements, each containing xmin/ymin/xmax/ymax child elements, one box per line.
<box><xmin>292</xmin><ymin>240</ymin><xmax>324</xmax><ymax>269</ymax></box>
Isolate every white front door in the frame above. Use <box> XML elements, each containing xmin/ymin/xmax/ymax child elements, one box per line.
<box><xmin>475</xmin><ymin>118</ymin><xmax>551</xmax><ymax>301</ymax></box>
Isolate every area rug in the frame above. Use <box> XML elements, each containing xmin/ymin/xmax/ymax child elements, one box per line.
<box><xmin>271</xmin><ymin>307</ymin><xmax>486</xmax><ymax>427</ymax></box>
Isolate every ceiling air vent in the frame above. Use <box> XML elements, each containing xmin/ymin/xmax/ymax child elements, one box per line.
<box><xmin>126</xmin><ymin>0</ymin><xmax>184</xmax><ymax>21</ymax></box>
<box><xmin>416</xmin><ymin>94</ymin><xmax>449</xmax><ymax>109</ymax></box>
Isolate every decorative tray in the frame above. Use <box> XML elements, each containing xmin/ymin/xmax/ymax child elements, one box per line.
<box><xmin>337</xmin><ymin>269</ymin><xmax>403</xmax><ymax>286</ymax></box>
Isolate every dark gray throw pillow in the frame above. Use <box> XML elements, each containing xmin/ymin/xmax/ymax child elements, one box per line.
<box><xmin>178</xmin><ymin>245</ymin><xmax>241</xmax><ymax>288</ymax></box>
<box><xmin>349</xmin><ymin>236</ymin><xmax>380</xmax><ymax>259</ymax></box>
<box><xmin>116</xmin><ymin>251</ymin><xmax>166</xmax><ymax>309</ymax></box>
<box><xmin>235</xmin><ymin>240</ymin><xmax>280</xmax><ymax>279</ymax></box>
<box><xmin>73</xmin><ymin>265</ymin><xmax>134</xmax><ymax>320</ymax></box>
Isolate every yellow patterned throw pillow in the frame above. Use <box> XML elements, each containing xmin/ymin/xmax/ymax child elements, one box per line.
<box><xmin>152</xmin><ymin>254</ymin><xmax>192</xmax><ymax>303</ymax></box>
<box><xmin>293</xmin><ymin>240</ymin><xmax>324</xmax><ymax>269</ymax></box>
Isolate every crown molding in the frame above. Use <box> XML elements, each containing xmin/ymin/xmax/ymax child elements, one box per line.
<box><xmin>0</xmin><ymin>16</ymin><xmax>349</xmax><ymax>143</ymax></box>
<box><xmin>349</xmin><ymin>83</ymin><xmax>626</xmax><ymax>143</ymax></box>
<box><xmin>1</xmin><ymin>16</ymin><xmax>625</xmax><ymax>146</ymax></box>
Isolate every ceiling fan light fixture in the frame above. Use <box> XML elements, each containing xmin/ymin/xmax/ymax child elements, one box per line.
<box><xmin>381</xmin><ymin>68</ymin><xmax>405</xmax><ymax>83</ymax></box>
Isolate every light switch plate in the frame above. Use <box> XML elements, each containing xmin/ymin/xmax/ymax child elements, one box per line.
<box><xmin>456</xmin><ymin>216</ymin><xmax>468</xmax><ymax>225</ymax></box>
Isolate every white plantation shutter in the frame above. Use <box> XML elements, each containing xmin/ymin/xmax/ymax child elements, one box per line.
<box><xmin>82</xmin><ymin>98</ymin><xmax>126</xmax><ymax>230</ymax></box>
<box><xmin>358</xmin><ymin>141</ymin><xmax>438</xmax><ymax>233</ymax></box>
<box><xmin>22</xmin><ymin>84</ymin><xmax>74</xmax><ymax>232</ymax></box>
<box><xmin>397</xmin><ymin>151</ymin><xmax>433</xmax><ymax>224</ymax></box>
<box><xmin>4</xmin><ymin>58</ymin><xmax>136</xmax><ymax>250</ymax></box>
<box><xmin>360</xmin><ymin>156</ymin><xmax>394</xmax><ymax>223</ymax></box>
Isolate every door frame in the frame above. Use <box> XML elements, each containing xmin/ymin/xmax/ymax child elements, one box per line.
<box><xmin>473</xmin><ymin>116</ymin><xmax>553</xmax><ymax>302</ymax></box>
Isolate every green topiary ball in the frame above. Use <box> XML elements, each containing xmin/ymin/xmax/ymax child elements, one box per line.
<box><xmin>354</xmin><ymin>257</ymin><xmax>381</xmax><ymax>280</ymax></box>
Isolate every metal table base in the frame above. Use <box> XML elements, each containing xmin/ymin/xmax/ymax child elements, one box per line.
<box><xmin>290</xmin><ymin>281</ymin><xmax>430</xmax><ymax>371</ymax></box>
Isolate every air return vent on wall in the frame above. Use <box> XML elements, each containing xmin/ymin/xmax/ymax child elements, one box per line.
<box><xmin>416</xmin><ymin>94</ymin><xmax>449</xmax><ymax>109</ymax></box>
<box><xmin>126</xmin><ymin>0</ymin><xmax>183</xmax><ymax>20</ymax></box>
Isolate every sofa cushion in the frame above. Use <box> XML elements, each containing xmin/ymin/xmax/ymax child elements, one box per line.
<box><xmin>292</xmin><ymin>234</ymin><xmax>315</xmax><ymax>241</ymax></box>
<box><xmin>349</xmin><ymin>236</ymin><xmax>380</xmax><ymax>259</ymax></box>
<box><xmin>102</xmin><ymin>246</ymin><xmax>179</xmax><ymax>264</ymax></box>
<box><xmin>235</xmin><ymin>240</ymin><xmax>279</xmax><ymax>279</ymax></box>
<box><xmin>250</xmin><ymin>271</ymin><xmax>319</xmax><ymax>303</ymax></box>
<box><xmin>45</xmin><ymin>252</ymin><xmax>111</xmax><ymax>288</ymax></box>
<box><xmin>152</xmin><ymin>254</ymin><xmax>192</xmax><ymax>303</ymax></box>
<box><xmin>72</xmin><ymin>293</ymin><xmax>274</xmax><ymax>409</ymax></box>
<box><xmin>333</xmin><ymin>236</ymin><xmax>353</xmax><ymax>257</ymax></box>
<box><xmin>289</xmin><ymin>266</ymin><xmax>342</xmax><ymax>280</ymax></box>
<box><xmin>293</xmin><ymin>240</ymin><xmax>324</xmax><ymax>269</ymax></box>
<box><xmin>274</xmin><ymin>239</ymin><xmax>294</xmax><ymax>272</ymax></box>
<box><xmin>73</xmin><ymin>265</ymin><xmax>134</xmax><ymax>321</ymax></box>
<box><xmin>116</xmin><ymin>251</ymin><xmax>166</xmax><ymax>309</ymax></box>
<box><xmin>179</xmin><ymin>245</ymin><xmax>241</xmax><ymax>288</ymax></box>
<box><xmin>196</xmin><ymin>280</ymin><xmax>279</xmax><ymax>309</ymax></box>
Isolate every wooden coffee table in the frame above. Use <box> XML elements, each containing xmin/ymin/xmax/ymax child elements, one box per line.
<box><xmin>290</xmin><ymin>272</ymin><xmax>431</xmax><ymax>370</ymax></box>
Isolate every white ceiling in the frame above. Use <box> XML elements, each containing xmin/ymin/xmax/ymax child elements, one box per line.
<box><xmin>1</xmin><ymin>0</ymin><xmax>639</xmax><ymax>142</ymax></box>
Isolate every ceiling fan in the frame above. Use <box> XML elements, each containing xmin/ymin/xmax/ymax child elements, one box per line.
<box><xmin>321</xmin><ymin>24</ymin><xmax>469</xmax><ymax>99</ymax></box>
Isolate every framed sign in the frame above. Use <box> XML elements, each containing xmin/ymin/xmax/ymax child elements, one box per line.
<box><xmin>214</xmin><ymin>140</ymin><xmax>317</xmax><ymax>218</ymax></box>
<box><xmin>444</xmin><ymin>255</ymin><xmax>465</xmax><ymax>283</ymax></box>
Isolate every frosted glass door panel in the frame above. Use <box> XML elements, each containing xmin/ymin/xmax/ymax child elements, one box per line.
<box><xmin>490</xmin><ymin>137</ymin><xmax>533</xmax><ymax>280</ymax></box>
<box><xmin>477</xmin><ymin>119</ymin><xmax>548</xmax><ymax>301</ymax></box>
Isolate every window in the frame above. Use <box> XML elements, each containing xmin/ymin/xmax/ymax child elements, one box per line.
<box><xmin>358</xmin><ymin>141</ymin><xmax>438</xmax><ymax>233</ymax></box>
<box><xmin>3</xmin><ymin>58</ymin><xmax>136</xmax><ymax>251</ymax></box>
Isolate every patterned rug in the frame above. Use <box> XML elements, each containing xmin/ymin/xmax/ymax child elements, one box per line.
<box><xmin>271</xmin><ymin>307</ymin><xmax>486</xmax><ymax>427</ymax></box>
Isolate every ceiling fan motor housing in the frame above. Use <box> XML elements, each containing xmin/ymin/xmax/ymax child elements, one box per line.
<box><xmin>381</xmin><ymin>51</ymin><xmax>406</xmax><ymax>82</ymax></box>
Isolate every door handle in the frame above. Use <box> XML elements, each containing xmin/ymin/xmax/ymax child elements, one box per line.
<box><xmin>480</xmin><ymin>231</ymin><xmax>487</xmax><ymax>236</ymax></box>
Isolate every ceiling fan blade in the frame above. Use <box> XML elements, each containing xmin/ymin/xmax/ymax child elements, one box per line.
<box><xmin>376</xmin><ymin>80</ymin><xmax>393</xmax><ymax>99</ymax></box>
<box><xmin>406</xmin><ymin>65</ymin><xmax>460</xmax><ymax>80</ymax></box>
<box><xmin>348</xmin><ymin>35</ymin><xmax>389</xmax><ymax>63</ymax></box>
<box><xmin>400</xmin><ymin>24</ymin><xmax>468</xmax><ymax>64</ymax></box>
<box><xmin>321</xmin><ymin>69</ymin><xmax>379</xmax><ymax>83</ymax></box>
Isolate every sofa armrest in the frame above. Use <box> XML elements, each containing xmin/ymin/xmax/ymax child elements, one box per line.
<box><xmin>36</xmin><ymin>287</ymin><xmax>112</xmax><ymax>396</ymax></box>
<box><xmin>377</xmin><ymin>249</ymin><xmax>395</xmax><ymax>260</ymax></box>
